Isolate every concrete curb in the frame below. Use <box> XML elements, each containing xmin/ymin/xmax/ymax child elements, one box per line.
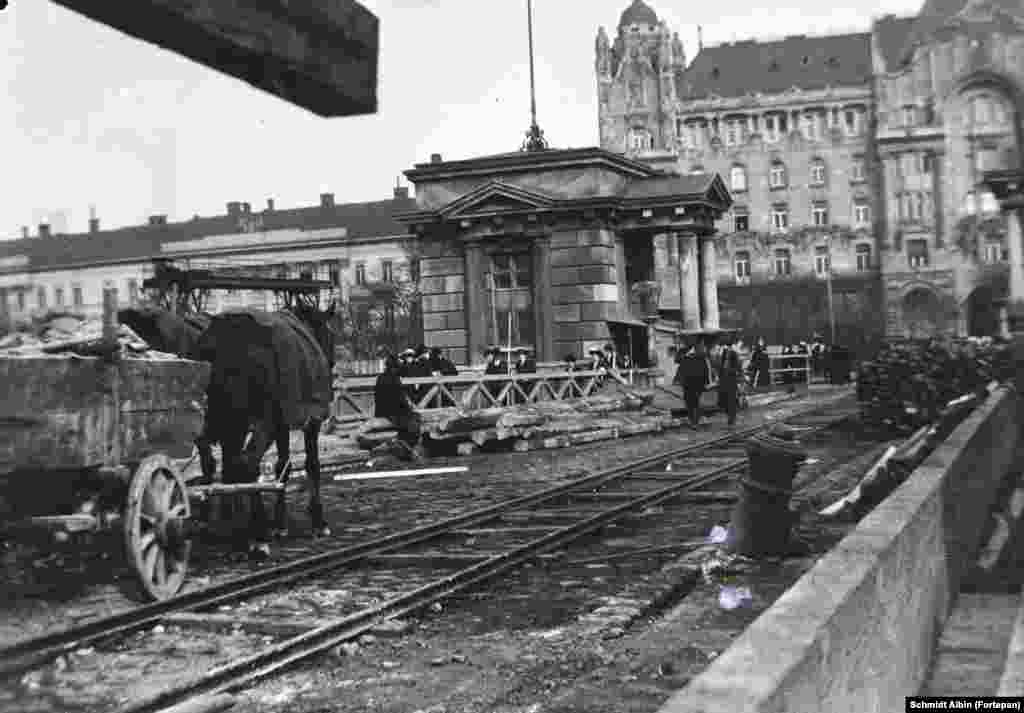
<box><xmin>657</xmin><ymin>385</ymin><xmax>1021</xmax><ymax>713</ymax></box>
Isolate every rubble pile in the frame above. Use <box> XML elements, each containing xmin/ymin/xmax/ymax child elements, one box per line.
<box><xmin>355</xmin><ymin>389</ymin><xmax>686</xmax><ymax>455</ymax></box>
<box><xmin>856</xmin><ymin>338</ymin><xmax>1013</xmax><ymax>430</ymax></box>
<box><xmin>0</xmin><ymin>313</ymin><xmax>182</xmax><ymax>360</ymax></box>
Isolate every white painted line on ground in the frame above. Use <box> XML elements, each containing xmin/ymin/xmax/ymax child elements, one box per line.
<box><xmin>333</xmin><ymin>466</ymin><xmax>469</xmax><ymax>482</ymax></box>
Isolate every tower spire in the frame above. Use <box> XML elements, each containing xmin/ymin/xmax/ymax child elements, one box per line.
<box><xmin>521</xmin><ymin>0</ymin><xmax>549</xmax><ymax>152</ymax></box>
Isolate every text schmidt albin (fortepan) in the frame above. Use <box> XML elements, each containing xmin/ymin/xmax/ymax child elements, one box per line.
<box><xmin>906</xmin><ymin>698</ymin><xmax>1024</xmax><ymax>711</ymax></box>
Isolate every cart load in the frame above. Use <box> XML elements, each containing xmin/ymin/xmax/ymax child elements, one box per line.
<box><xmin>0</xmin><ymin>303</ymin><xmax>213</xmax><ymax>600</ymax></box>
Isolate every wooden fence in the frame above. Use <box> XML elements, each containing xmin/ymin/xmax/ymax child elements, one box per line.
<box><xmin>331</xmin><ymin>367</ymin><xmax>663</xmax><ymax>425</ymax></box>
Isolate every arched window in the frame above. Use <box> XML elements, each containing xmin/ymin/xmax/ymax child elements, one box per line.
<box><xmin>810</xmin><ymin>158</ymin><xmax>827</xmax><ymax>186</ymax></box>
<box><xmin>729</xmin><ymin>165</ymin><xmax>748</xmax><ymax>192</ymax></box>
<box><xmin>856</xmin><ymin>243</ymin><xmax>872</xmax><ymax>271</ymax></box>
<box><xmin>769</xmin><ymin>161</ymin><xmax>788</xmax><ymax>189</ymax></box>
<box><xmin>628</xmin><ymin>128</ymin><xmax>652</xmax><ymax>152</ymax></box>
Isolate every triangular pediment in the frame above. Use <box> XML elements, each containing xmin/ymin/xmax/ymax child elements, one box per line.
<box><xmin>440</xmin><ymin>181</ymin><xmax>558</xmax><ymax>219</ymax></box>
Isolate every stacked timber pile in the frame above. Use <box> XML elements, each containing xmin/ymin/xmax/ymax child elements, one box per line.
<box><xmin>0</xmin><ymin>313</ymin><xmax>182</xmax><ymax>360</ymax></box>
<box><xmin>856</xmin><ymin>338</ymin><xmax>1013</xmax><ymax>431</ymax></box>
<box><xmin>355</xmin><ymin>388</ymin><xmax>684</xmax><ymax>456</ymax></box>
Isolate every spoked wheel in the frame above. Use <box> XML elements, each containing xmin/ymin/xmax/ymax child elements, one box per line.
<box><xmin>123</xmin><ymin>454</ymin><xmax>192</xmax><ymax>601</ymax></box>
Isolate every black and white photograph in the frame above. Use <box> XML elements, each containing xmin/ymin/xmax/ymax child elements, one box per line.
<box><xmin>0</xmin><ymin>0</ymin><xmax>1022</xmax><ymax>711</ymax></box>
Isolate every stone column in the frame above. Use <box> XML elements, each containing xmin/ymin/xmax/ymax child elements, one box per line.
<box><xmin>464</xmin><ymin>240</ymin><xmax>489</xmax><ymax>364</ymax></box>
<box><xmin>679</xmin><ymin>233</ymin><xmax>702</xmax><ymax>331</ymax></box>
<box><xmin>532</xmin><ymin>235</ymin><xmax>554</xmax><ymax>363</ymax></box>
<box><xmin>1008</xmin><ymin>209</ymin><xmax>1024</xmax><ymax>307</ymax></box>
<box><xmin>614</xmin><ymin>233</ymin><xmax>630</xmax><ymax>320</ymax></box>
<box><xmin>699</xmin><ymin>235</ymin><xmax>720</xmax><ymax>330</ymax></box>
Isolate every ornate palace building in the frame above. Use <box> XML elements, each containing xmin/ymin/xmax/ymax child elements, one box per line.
<box><xmin>597</xmin><ymin>0</ymin><xmax>1024</xmax><ymax>344</ymax></box>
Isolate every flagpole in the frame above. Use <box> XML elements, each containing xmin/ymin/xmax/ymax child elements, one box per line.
<box><xmin>521</xmin><ymin>0</ymin><xmax>548</xmax><ymax>152</ymax></box>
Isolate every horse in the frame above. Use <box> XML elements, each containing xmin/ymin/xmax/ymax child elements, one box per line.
<box><xmin>192</xmin><ymin>303</ymin><xmax>336</xmax><ymax>556</ymax></box>
<box><xmin>119</xmin><ymin>303</ymin><xmax>337</xmax><ymax>556</ymax></box>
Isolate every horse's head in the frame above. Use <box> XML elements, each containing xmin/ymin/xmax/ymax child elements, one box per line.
<box><xmin>291</xmin><ymin>302</ymin><xmax>337</xmax><ymax>369</ymax></box>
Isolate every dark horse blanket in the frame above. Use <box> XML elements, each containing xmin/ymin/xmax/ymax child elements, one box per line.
<box><xmin>197</xmin><ymin>309</ymin><xmax>332</xmax><ymax>434</ymax></box>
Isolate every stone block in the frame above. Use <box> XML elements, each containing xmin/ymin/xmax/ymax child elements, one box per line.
<box><xmin>550</xmin><ymin>231</ymin><xmax>580</xmax><ymax>250</ymax></box>
<box><xmin>550</xmin><ymin>246</ymin><xmax>616</xmax><ymax>268</ymax></box>
<box><xmin>577</xmin><ymin>229</ymin><xmax>616</xmax><ymax>247</ymax></box>
<box><xmin>581</xmin><ymin>301</ymin><xmax>619</xmax><ymax>322</ymax></box>
<box><xmin>420</xmin><ymin>240</ymin><xmax>461</xmax><ymax>259</ymax></box>
<box><xmin>421</xmin><ymin>275</ymin><xmax>466</xmax><ymax>295</ymax></box>
<box><xmin>554</xmin><ymin>321</ymin><xmax>611</xmax><ymax>342</ymax></box>
<box><xmin>444</xmin><ymin>311</ymin><xmax>466</xmax><ymax>330</ymax></box>
<box><xmin>422</xmin><ymin>293</ymin><xmax>464</xmax><ymax>313</ymax></box>
<box><xmin>423</xmin><ymin>311</ymin><xmax>465</xmax><ymax>332</ymax></box>
<box><xmin>421</xmin><ymin>257</ymin><xmax>464</xmax><ymax>278</ymax></box>
<box><xmin>552</xmin><ymin>265</ymin><xmax>618</xmax><ymax>286</ymax></box>
<box><xmin>553</xmin><ymin>284</ymin><xmax>619</xmax><ymax>304</ymax></box>
<box><xmin>553</xmin><ymin>304</ymin><xmax>582</xmax><ymax>323</ymax></box>
<box><xmin>423</xmin><ymin>329</ymin><xmax>467</xmax><ymax>349</ymax></box>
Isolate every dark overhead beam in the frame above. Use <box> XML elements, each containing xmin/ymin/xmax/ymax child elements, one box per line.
<box><xmin>51</xmin><ymin>0</ymin><xmax>379</xmax><ymax>118</ymax></box>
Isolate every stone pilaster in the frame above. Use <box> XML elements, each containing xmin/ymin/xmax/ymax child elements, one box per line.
<box><xmin>699</xmin><ymin>236</ymin><xmax>720</xmax><ymax>330</ymax></box>
<box><xmin>463</xmin><ymin>240</ymin><xmax>488</xmax><ymax>364</ymax></box>
<box><xmin>532</xmin><ymin>236</ymin><xmax>554</xmax><ymax>363</ymax></box>
<box><xmin>614</xmin><ymin>233</ymin><xmax>630</xmax><ymax>320</ymax></box>
<box><xmin>1008</xmin><ymin>209</ymin><xmax>1024</xmax><ymax>306</ymax></box>
<box><xmin>680</xmin><ymin>233</ymin><xmax>701</xmax><ymax>331</ymax></box>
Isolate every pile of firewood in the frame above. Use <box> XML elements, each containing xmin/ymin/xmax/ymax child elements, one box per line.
<box><xmin>354</xmin><ymin>390</ymin><xmax>678</xmax><ymax>455</ymax></box>
<box><xmin>856</xmin><ymin>339</ymin><xmax>1013</xmax><ymax>430</ymax></box>
<box><xmin>0</xmin><ymin>313</ymin><xmax>181</xmax><ymax>360</ymax></box>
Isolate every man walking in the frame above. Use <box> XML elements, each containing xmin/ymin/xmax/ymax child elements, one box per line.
<box><xmin>717</xmin><ymin>337</ymin><xmax>743</xmax><ymax>426</ymax></box>
<box><xmin>681</xmin><ymin>342</ymin><xmax>711</xmax><ymax>427</ymax></box>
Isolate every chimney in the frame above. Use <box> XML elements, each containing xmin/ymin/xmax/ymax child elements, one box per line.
<box><xmin>393</xmin><ymin>186</ymin><xmax>410</xmax><ymax>199</ymax></box>
<box><xmin>320</xmin><ymin>193</ymin><xmax>335</xmax><ymax>208</ymax></box>
<box><xmin>266</xmin><ymin>198</ymin><xmax>275</xmax><ymax>211</ymax></box>
<box><xmin>89</xmin><ymin>218</ymin><xmax>100</xmax><ymax>233</ymax></box>
<box><xmin>38</xmin><ymin>223</ymin><xmax>51</xmax><ymax>238</ymax></box>
<box><xmin>242</xmin><ymin>202</ymin><xmax>251</xmax><ymax>214</ymax></box>
<box><xmin>20</xmin><ymin>226</ymin><xmax>28</xmax><ymax>239</ymax></box>
<box><xmin>227</xmin><ymin>201</ymin><xmax>242</xmax><ymax>216</ymax></box>
<box><xmin>430</xmin><ymin>153</ymin><xmax>443</xmax><ymax>163</ymax></box>
<box><xmin>148</xmin><ymin>215</ymin><xmax>167</xmax><ymax>226</ymax></box>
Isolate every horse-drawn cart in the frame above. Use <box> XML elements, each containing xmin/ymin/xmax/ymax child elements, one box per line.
<box><xmin>0</xmin><ymin>348</ymin><xmax>210</xmax><ymax>601</ymax></box>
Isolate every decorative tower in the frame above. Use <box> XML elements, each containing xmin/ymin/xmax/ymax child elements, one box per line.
<box><xmin>596</xmin><ymin>1</ymin><xmax>685</xmax><ymax>158</ymax></box>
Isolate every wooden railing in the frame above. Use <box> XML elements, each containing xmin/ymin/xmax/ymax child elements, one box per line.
<box><xmin>331</xmin><ymin>367</ymin><xmax>664</xmax><ymax>423</ymax></box>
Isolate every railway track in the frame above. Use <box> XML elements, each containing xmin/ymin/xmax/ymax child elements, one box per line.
<box><xmin>1</xmin><ymin>394</ymin><xmax>856</xmax><ymax>713</ymax></box>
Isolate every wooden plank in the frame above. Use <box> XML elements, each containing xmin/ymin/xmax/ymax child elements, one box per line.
<box><xmin>190</xmin><ymin>483</ymin><xmax>286</xmax><ymax>498</ymax></box>
<box><xmin>51</xmin><ymin>0</ymin><xmax>379</xmax><ymax>118</ymax></box>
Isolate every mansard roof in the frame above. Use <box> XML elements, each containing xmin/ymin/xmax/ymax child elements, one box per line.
<box><xmin>0</xmin><ymin>195</ymin><xmax>417</xmax><ymax>272</ymax></box>
<box><xmin>873</xmin><ymin>14</ymin><xmax>917</xmax><ymax>73</ymax></box>
<box><xmin>676</xmin><ymin>32</ymin><xmax>873</xmax><ymax>100</ymax></box>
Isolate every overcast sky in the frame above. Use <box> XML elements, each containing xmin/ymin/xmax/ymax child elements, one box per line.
<box><xmin>0</xmin><ymin>0</ymin><xmax>923</xmax><ymax>237</ymax></box>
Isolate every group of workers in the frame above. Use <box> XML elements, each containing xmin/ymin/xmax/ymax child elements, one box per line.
<box><xmin>672</xmin><ymin>337</ymin><xmax>744</xmax><ymax>428</ymax></box>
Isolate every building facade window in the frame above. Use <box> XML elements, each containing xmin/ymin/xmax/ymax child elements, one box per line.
<box><xmin>764</xmin><ymin>114</ymin><xmax>783</xmax><ymax>142</ymax></box>
<box><xmin>383</xmin><ymin>305</ymin><xmax>396</xmax><ymax>331</ymax></box>
<box><xmin>381</xmin><ymin>259</ymin><xmax>394</xmax><ymax>283</ymax></box>
<box><xmin>771</xmin><ymin>204</ymin><xmax>789</xmax><ymax>231</ymax></box>
<box><xmin>774</xmin><ymin>248</ymin><xmax>792</xmax><ymax>276</ymax></box>
<box><xmin>37</xmin><ymin>287</ymin><xmax>47</xmax><ymax>310</ymax></box>
<box><xmin>355</xmin><ymin>262</ymin><xmax>366</xmax><ymax>285</ymax></box>
<box><xmin>725</xmin><ymin>120</ymin><xmax>741</xmax><ymax>146</ymax></box>
<box><xmin>850</xmin><ymin>156</ymin><xmax>865</xmax><ymax>182</ymax></box>
<box><xmin>854</xmin><ymin>200</ymin><xmax>871</xmax><ymax>226</ymax></box>
<box><xmin>16</xmin><ymin>291</ymin><xmax>25</xmax><ymax>311</ymax></box>
<box><xmin>802</xmin><ymin>112</ymin><xmax>822</xmax><ymax>141</ymax></box>
<box><xmin>55</xmin><ymin>287</ymin><xmax>64</xmax><ymax>307</ymax></box>
<box><xmin>810</xmin><ymin>159</ymin><xmax>827</xmax><ymax>186</ymax></box>
<box><xmin>410</xmin><ymin>259</ymin><xmax>421</xmax><ymax>282</ymax></box>
<box><xmin>72</xmin><ymin>286</ymin><xmax>83</xmax><ymax>308</ymax></box>
<box><xmin>902</xmin><ymin>105</ymin><xmax>916</xmax><ymax>127</ymax></box>
<box><xmin>769</xmin><ymin>162</ymin><xmax>788</xmax><ymax>188</ymax></box>
<box><xmin>734</xmin><ymin>250</ymin><xmax>751</xmax><ymax>279</ymax></box>
<box><xmin>814</xmin><ymin>246</ymin><xmax>830</xmax><ymax>276</ymax></box>
<box><xmin>984</xmin><ymin>240</ymin><xmax>1004</xmax><ymax>264</ymax></box>
<box><xmin>328</xmin><ymin>262</ymin><xmax>341</xmax><ymax>286</ymax></box>
<box><xmin>687</xmin><ymin>123</ymin><xmax>704</xmax><ymax>148</ymax></box>
<box><xmin>733</xmin><ymin>209</ymin><xmax>749</xmax><ymax>232</ymax></box>
<box><xmin>492</xmin><ymin>253</ymin><xmax>532</xmax><ymax>289</ymax></box>
<box><xmin>908</xmin><ymin>239</ymin><xmax>929</xmax><ymax>268</ymax></box>
<box><xmin>812</xmin><ymin>202</ymin><xmax>829</xmax><ymax>226</ymax></box>
<box><xmin>730</xmin><ymin>165</ymin><xmax>748</xmax><ymax>192</ymax></box>
<box><xmin>844</xmin><ymin>109</ymin><xmax>859</xmax><ymax>136</ymax></box>
<box><xmin>628</xmin><ymin>128</ymin><xmax>654</xmax><ymax>152</ymax></box>
<box><xmin>856</xmin><ymin>243</ymin><xmax>872</xmax><ymax>271</ymax></box>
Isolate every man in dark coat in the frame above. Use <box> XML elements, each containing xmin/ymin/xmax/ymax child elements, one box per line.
<box><xmin>483</xmin><ymin>347</ymin><xmax>506</xmax><ymax>403</ymax></box>
<box><xmin>717</xmin><ymin>338</ymin><xmax>743</xmax><ymax>426</ymax></box>
<box><xmin>512</xmin><ymin>347</ymin><xmax>537</xmax><ymax>404</ymax></box>
<box><xmin>681</xmin><ymin>343</ymin><xmax>711</xmax><ymax>427</ymax></box>
<box><xmin>374</xmin><ymin>354</ymin><xmax>421</xmax><ymax>458</ymax></box>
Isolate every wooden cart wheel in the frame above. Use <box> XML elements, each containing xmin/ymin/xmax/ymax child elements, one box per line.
<box><xmin>124</xmin><ymin>454</ymin><xmax>192</xmax><ymax>601</ymax></box>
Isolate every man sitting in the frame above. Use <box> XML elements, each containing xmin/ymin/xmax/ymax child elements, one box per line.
<box><xmin>374</xmin><ymin>353</ymin><xmax>422</xmax><ymax>461</ymax></box>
